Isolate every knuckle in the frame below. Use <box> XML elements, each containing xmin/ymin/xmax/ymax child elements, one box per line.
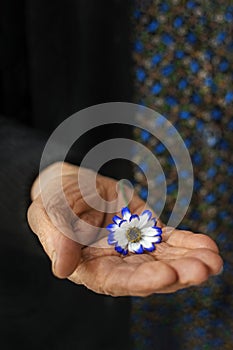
<box><xmin>27</xmin><ymin>201</ymin><xmax>38</xmax><ymax>233</ymax></box>
<box><xmin>211</xmin><ymin>254</ymin><xmax>224</xmax><ymax>275</ymax></box>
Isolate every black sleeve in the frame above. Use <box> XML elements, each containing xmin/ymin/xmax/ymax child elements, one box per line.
<box><xmin>0</xmin><ymin>118</ymin><xmax>132</xmax><ymax>349</ymax></box>
<box><xmin>0</xmin><ymin>116</ymin><xmax>131</xmax><ymax>350</ymax></box>
<box><xmin>0</xmin><ymin>0</ymin><xmax>133</xmax><ymax>347</ymax></box>
<box><xmin>0</xmin><ymin>116</ymin><xmax>49</xmax><ymax>255</ymax></box>
<box><xmin>0</xmin><ymin>115</ymin><xmax>93</xmax><ymax>254</ymax></box>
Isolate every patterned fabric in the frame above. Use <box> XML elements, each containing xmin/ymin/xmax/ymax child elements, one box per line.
<box><xmin>131</xmin><ymin>1</ymin><xmax>233</xmax><ymax>349</ymax></box>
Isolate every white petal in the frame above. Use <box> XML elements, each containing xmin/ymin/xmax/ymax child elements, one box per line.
<box><xmin>128</xmin><ymin>242</ymin><xmax>141</xmax><ymax>253</ymax></box>
<box><xmin>121</xmin><ymin>207</ymin><xmax>131</xmax><ymax>221</ymax></box>
<box><xmin>153</xmin><ymin>236</ymin><xmax>162</xmax><ymax>243</ymax></box>
<box><xmin>106</xmin><ymin>223</ymin><xmax>118</xmax><ymax>232</ymax></box>
<box><xmin>142</xmin><ymin>235</ymin><xmax>161</xmax><ymax>243</ymax></box>
<box><xmin>129</xmin><ymin>217</ymin><xmax>140</xmax><ymax>227</ymax></box>
<box><xmin>142</xmin><ymin>227</ymin><xmax>162</xmax><ymax>236</ymax></box>
<box><xmin>128</xmin><ymin>242</ymin><xmax>143</xmax><ymax>253</ymax></box>
<box><xmin>114</xmin><ymin>228</ymin><xmax>126</xmax><ymax>240</ymax></box>
<box><xmin>116</xmin><ymin>242</ymin><xmax>128</xmax><ymax>250</ymax></box>
<box><xmin>114</xmin><ymin>230</ymin><xmax>128</xmax><ymax>247</ymax></box>
<box><xmin>138</xmin><ymin>218</ymin><xmax>157</xmax><ymax>229</ymax></box>
<box><xmin>119</xmin><ymin>221</ymin><xmax>131</xmax><ymax>230</ymax></box>
<box><xmin>138</xmin><ymin>210</ymin><xmax>151</xmax><ymax>226</ymax></box>
<box><xmin>140</xmin><ymin>239</ymin><xmax>154</xmax><ymax>249</ymax></box>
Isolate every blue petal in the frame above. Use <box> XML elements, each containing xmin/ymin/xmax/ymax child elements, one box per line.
<box><xmin>107</xmin><ymin>237</ymin><xmax>115</xmax><ymax>245</ymax></box>
<box><xmin>112</xmin><ymin>215</ymin><xmax>122</xmax><ymax>225</ymax></box>
<box><xmin>153</xmin><ymin>227</ymin><xmax>162</xmax><ymax>236</ymax></box>
<box><xmin>129</xmin><ymin>214</ymin><xmax>140</xmax><ymax>222</ymax></box>
<box><xmin>115</xmin><ymin>246</ymin><xmax>124</xmax><ymax>254</ymax></box>
<box><xmin>134</xmin><ymin>244</ymin><xmax>144</xmax><ymax>254</ymax></box>
<box><xmin>121</xmin><ymin>207</ymin><xmax>131</xmax><ymax>220</ymax></box>
<box><xmin>141</xmin><ymin>210</ymin><xmax>152</xmax><ymax>221</ymax></box>
<box><xmin>108</xmin><ymin>232</ymin><xmax>115</xmax><ymax>239</ymax></box>
<box><xmin>154</xmin><ymin>236</ymin><xmax>162</xmax><ymax>244</ymax></box>
<box><xmin>151</xmin><ymin>218</ymin><xmax>157</xmax><ymax>226</ymax></box>
<box><xmin>107</xmin><ymin>232</ymin><xmax>116</xmax><ymax>245</ymax></box>
<box><xmin>106</xmin><ymin>223</ymin><xmax>117</xmax><ymax>232</ymax></box>
<box><xmin>119</xmin><ymin>219</ymin><xmax>127</xmax><ymax>227</ymax></box>
<box><xmin>122</xmin><ymin>249</ymin><xmax>128</xmax><ymax>256</ymax></box>
<box><xmin>144</xmin><ymin>245</ymin><xmax>155</xmax><ymax>252</ymax></box>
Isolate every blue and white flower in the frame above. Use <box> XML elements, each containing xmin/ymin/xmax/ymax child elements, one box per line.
<box><xmin>106</xmin><ymin>207</ymin><xmax>162</xmax><ymax>256</ymax></box>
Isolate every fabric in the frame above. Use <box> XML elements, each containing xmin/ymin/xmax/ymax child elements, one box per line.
<box><xmin>131</xmin><ymin>1</ymin><xmax>233</xmax><ymax>349</ymax></box>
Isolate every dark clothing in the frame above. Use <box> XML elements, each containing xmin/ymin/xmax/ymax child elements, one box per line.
<box><xmin>0</xmin><ymin>1</ymin><xmax>133</xmax><ymax>349</ymax></box>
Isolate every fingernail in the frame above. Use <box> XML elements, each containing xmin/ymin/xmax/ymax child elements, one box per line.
<box><xmin>52</xmin><ymin>251</ymin><xmax>57</xmax><ymax>275</ymax></box>
<box><xmin>216</xmin><ymin>266</ymin><xmax>224</xmax><ymax>275</ymax></box>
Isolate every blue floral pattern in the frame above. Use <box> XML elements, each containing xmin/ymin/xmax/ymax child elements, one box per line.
<box><xmin>131</xmin><ymin>1</ymin><xmax>233</xmax><ymax>349</ymax></box>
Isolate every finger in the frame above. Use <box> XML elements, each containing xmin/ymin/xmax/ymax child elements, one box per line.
<box><xmin>70</xmin><ymin>257</ymin><xmax>178</xmax><ymax>297</ymax></box>
<box><xmin>127</xmin><ymin>261</ymin><xmax>178</xmax><ymax>296</ymax></box>
<box><xmin>184</xmin><ymin>249</ymin><xmax>223</xmax><ymax>275</ymax></box>
<box><xmin>163</xmin><ymin>227</ymin><xmax>219</xmax><ymax>253</ymax></box>
<box><xmin>151</xmin><ymin>242</ymin><xmax>190</xmax><ymax>260</ymax></box>
<box><xmin>69</xmin><ymin>256</ymin><xmax>132</xmax><ymax>295</ymax></box>
<box><xmin>165</xmin><ymin>257</ymin><xmax>209</xmax><ymax>286</ymax></box>
<box><xmin>155</xmin><ymin>256</ymin><xmax>214</xmax><ymax>293</ymax></box>
<box><xmin>149</xmin><ymin>243</ymin><xmax>223</xmax><ymax>275</ymax></box>
<box><xmin>27</xmin><ymin>199</ymin><xmax>82</xmax><ymax>278</ymax></box>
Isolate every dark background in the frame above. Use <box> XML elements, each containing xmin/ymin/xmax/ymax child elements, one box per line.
<box><xmin>0</xmin><ymin>1</ymin><xmax>135</xmax><ymax>349</ymax></box>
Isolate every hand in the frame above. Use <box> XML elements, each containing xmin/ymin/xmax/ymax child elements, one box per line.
<box><xmin>27</xmin><ymin>162</ymin><xmax>223</xmax><ymax>296</ymax></box>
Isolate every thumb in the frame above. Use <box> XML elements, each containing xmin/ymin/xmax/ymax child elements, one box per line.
<box><xmin>51</xmin><ymin>232</ymin><xmax>82</xmax><ymax>279</ymax></box>
<box><xmin>27</xmin><ymin>198</ymin><xmax>82</xmax><ymax>279</ymax></box>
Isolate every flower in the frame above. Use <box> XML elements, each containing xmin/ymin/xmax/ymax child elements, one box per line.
<box><xmin>106</xmin><ymin>207</ymin><xmax>162</xmax><ymax>256</ymax></box>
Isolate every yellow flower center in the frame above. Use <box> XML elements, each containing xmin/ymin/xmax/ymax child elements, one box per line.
<box><xmin>126</xmin><ymin>227</ymin><xmax>142</xmax><ymax>243</ymax></box>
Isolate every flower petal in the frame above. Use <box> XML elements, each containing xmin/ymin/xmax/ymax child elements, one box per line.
<box><xmin>130</xmin><ymin>214</ymin><xmax>140</xmax><ymax>221</ymax></box>
<box><xmin>138</xmin><ymin>210</ymin><xmax>152</xmax><ymax>227</ymax></box>
<box><xmin>129</xmin><ymin>215</ymin><xmax>140</xmax><ymax>227</ymax></box>
<box><xmin>142</xmin><ymin>235</ymin><xmax>162</xmax><ymax>243</ymax></box>
<box><xmin>141</xmin><ymin>239</ymin><xmax>155</xmax><ymax>252</ymax></box>
<box><xmin>119</xmin><ymin>219</ymin><xmax>127</xmax><ymax>227</ymax></box>
<box><xmin>106</xmin><ymin>223</ymin><xmax>118</xmax><ymax>232</ymax></box>
<box><xmin>119</xmin><ymin>220</ymin><xmax>131</xmax><ymax>230</ymax></box>
<box><xmin>115</xmin><ymin>241</ymin><xmax>128</xmax><ymax>255</ymax></box>
<box><xmin>106</xmin><ymin>207</ymin><xmax>161</xmax><ymax>255</ymax></box>
<box><xmin>112</xmin><ymin>215</ymin><xmax>122</xmax><ymax>225</ymax></box>
<box><xmin>113</xmin><ymin>228</ymin><xmax>128</xmax><ymax>246</ymax></box>
<box><xmin>142</xmin><ymin>227</ymin><xmax>162</xmax><ymax>237</ymax></box>
<box><xmin>116</xmin><ymin>237</ymin><xmax>128</xmax><ymax>247</ymax></box>
<box><xmin>145</xmin><ymin>245</ymin><xmax>155</xmax><ymax>252</ymax></box>
<box><xmin>121</xmin><ymin>207</ymin><xmax>131</xmax><ymax>221</ymax></box>
<box><xmin>128</xmin><ymin>242</ymin><xmax>144</xmax><ymax>254</ymax></box>
<box><xmin>107</xmin><ymin>232</ymin><xmax>117</xmax><ymax>245</ymax></box>
<box><xmin>115</xmin><ymin>245</ymin><xmax>124</xmax><ymax>254</ymax></box>
<box><xmin>142</xmin><ymin>210</ymin><xmax>152</xmax><ymax>220</ymax></box>
<box><xmin>122</xmin><ymin>249</ymin><xmax>128</xmax><ymax>256</ymax></box>
<box><xmin>143</xmin><ymin>218</ymin><xmax>157</xmax><ymax>228</ymax></box>
<box><xmin>154</xmin><ymin>236</ymin><xmax>162</xmax><ymax>244</ymax></box>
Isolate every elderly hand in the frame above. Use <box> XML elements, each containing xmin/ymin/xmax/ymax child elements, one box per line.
<box><xmin>27</xmin><ymin>162</ymin><xmax>223</xmax><ymax>296</ymax></box>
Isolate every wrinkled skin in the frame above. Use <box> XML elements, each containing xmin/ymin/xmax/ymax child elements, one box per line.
<box><xmin>27</xmin><ymin>162</ymin><xmax>223</xmax><ymax>297</ymax></box>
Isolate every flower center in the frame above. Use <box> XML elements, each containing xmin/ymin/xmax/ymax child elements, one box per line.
<box><xmin>126</xmin><ymin>227</ymin><xmax>142</xmax><ymax>243</ymax></box>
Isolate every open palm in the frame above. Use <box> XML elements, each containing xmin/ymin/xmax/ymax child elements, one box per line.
<box><xmin>28</xmin><ymin>162</ymin><xmax>223</xmax><ymax>297</ymax></box>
